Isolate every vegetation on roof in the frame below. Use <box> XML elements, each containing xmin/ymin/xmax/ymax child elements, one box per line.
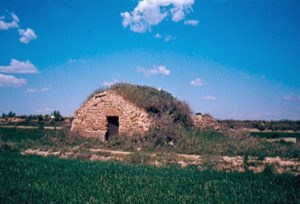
<box><xmin>86</xmin><ymin>83</ymin><xmax>193</xmax><ymax>128</ymax></box>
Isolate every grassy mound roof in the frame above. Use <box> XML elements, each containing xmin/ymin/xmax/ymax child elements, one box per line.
<box><xmin>87</xmin><ymin>83</ymin><xmax>193</xmax><ymax>127</ymax></box>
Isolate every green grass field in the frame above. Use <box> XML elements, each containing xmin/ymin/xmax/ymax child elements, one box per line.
<box><xmin>0</xmin><ymin>127</ymin><xmax>300</xmax><ymax>203</ymax></box>
<box><xmin>0</xmin><ymin>148</ymin><xmax>299</xmax><ymax>203</ymax></box>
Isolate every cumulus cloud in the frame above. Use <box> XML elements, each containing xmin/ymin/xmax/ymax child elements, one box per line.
<box><xmin>18</xmin><ymin>28</ymin><xmax>37</xmax><ymax>44</ymax></box>
<box><xmin>184</xmin><ymin>19</ymin><xmax>199</xmax><ymax>26</ymax></box>
<box><xmin>0</xmin><ymin>73</ymin><xmax>26</xmax><ymax>87</ymax></box>
<box><xmin>1</xmin><ymin>12</ymin><xmax>37</xmax><ymax>44</ymax></box>
<box><xmin>137</xmin><ymin>65</ymin><xmax>171</xmax><ymax>77</ymax></box>
<box><xmin>26</xmin><ymin>87</ymin><xmax>49</xmax><ymax>93</ymax></box>
<box><xmin>121</xmin><ymin>0</ymin><xmax>194</xmax><ymax>33</ymax></box>
<box><xmin>190</xmin><ymin>78</ymin><xmax>204</xmax><ymax>86</ymax></box>
<box><xmin>0</xmin><ymin>59</ymin><xmax>38</xmax><ymax>74</ymax></box>
<box><xmin>0</xmin><ymin>12</ymin><xmax>19</xmax><ymax>30</ymax></box>
<box><xmin>202</xmin><ymin>95</ymin><xmax>216</xmax><ymax>101</ymax></box>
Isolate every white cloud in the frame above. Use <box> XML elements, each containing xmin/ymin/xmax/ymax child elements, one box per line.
<box><xmin>184</xmin><ymin>19</ymin><xmax>199</xmax><ymax>26</ymax></box>
<box><xmin>102</xmin><ymin>81</ymin><xmax>114</xmax><ymax>87</ymax></box>
<box><xmin>171</xmin><ymin>6</ymin><xmax>185</xmax><ymax>22</ymax></box>
<box><xmin>283</xmin><ymin>95</ymin><xmax>300</xmax><ymax>102</ymax></box>
<box><xmin>154</xmin><ymin>33</ymin><xmax>162</xmax><ymax>39</ymax></box>
<box><xmin>121</xmin><ymin>0</ymin><xmax>194</xmax><ymax>33</ymax></box>
<box><xmin>0</xmin><ymin>12</ymin><xmax>19</xmax><ymax>30</ymax></box>
<box><xmin>0</xmin><ymin>73</ymin><xmax>26</xmax><ymax>87</ymax></box>
<box><xmin>67</xmin><ymin>58</ymin><xmax>86</xmax><ymax>64</ymax></box>
<box><xmin>0</xmin><ymin>59</ymin><xmax>38</xmax><ymax>74</ymax></box>
<box><xmin>68</xmin><ymin>59</ymin><xmax>79</xmax><ymax>64</ymax></box>
<box><xmin>154</xmin><ymin>33</ymin><xmax>176</xmax><ymax>42</ymax></box>
<box><xmin>102</xmin><ymin>79</ymin><xmax>120</xmax><ymax>87</ymax></box>
<box><xmin>102</xmin><ymin>78</ymin><xmax>127</xmax><ymax>87</ymax></box>
<box><xmin>164</xmin><ymin>34</ymin><xmax>176</xmax><ymax>42</ymax></box>
<box><xmin>202</xmin><ymin>95</ymin><xmax>216</xmax><ymax>101</ymax></box>
<box><xmin>190</xmin><ymin>78</ymin><xmax>204</xmax><ymax>86</ymax></box>
<box><xmin>283</xmin><ymin>95</ymin><xmax>293</xmax><ymax>101</ymax></box>
<box><xmin>26</xmin><ymin>87</ymin><xmax>49</xmax><ymax>93</ymax></box>
<box><xmin>18</xmin><ymin>28</ymin><xmax>37</xmax><ymax>44</ymax></box>
<box><xmin>1</xmin><ymin>12</ymin><xmax>37</xmax><ymax>44</ymax></box>
<box><xmin>137</xmin><ymin>65</ymin><xmax>171</xmax><ymax>77</ymax></box>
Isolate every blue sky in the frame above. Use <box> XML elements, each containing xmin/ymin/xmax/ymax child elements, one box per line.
<box><xmin>0</xmin><ymin>0</ymin><xmax>299</xmax><ymax>120</ymax></box>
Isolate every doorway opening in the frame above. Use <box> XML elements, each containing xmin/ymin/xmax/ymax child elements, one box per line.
<box><xmin>105</xmin><ymin>116</ymin><xmax>119</xmax><ymax>141</ymax></box>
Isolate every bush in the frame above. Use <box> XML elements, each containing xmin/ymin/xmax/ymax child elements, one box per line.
<box><xmin>51</xmin><ymin>110</ymin><xmax>64</xmax><ymax>121</ymax></box>
<box><xmin>110</xmin><ymin>83</ymin><xmax>193</xmax><ymax>127</ymax></box>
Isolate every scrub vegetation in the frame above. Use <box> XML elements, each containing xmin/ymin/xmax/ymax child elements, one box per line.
<box><xmin>1</xmin><ymin>127</ymin><xmax>299</xmax><ymax>159</ymax></box>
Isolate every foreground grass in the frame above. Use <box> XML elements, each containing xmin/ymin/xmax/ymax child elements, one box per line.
<box><xmin>0</xmin><ymin>148</ymin><xmax>299</xmax><ymax>203</ymax></box>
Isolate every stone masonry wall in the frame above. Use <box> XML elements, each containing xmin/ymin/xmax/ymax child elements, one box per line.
<box><xmin>71</xmin><ymin>90</ymin><xmax>152</xmax><ymax>141</ymax></box>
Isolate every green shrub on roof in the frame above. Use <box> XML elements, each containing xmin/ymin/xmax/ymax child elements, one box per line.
<box><xmin>86</xmin><ymin>83</ymin><xmax>193</xmax><ymax>128</ymax></box>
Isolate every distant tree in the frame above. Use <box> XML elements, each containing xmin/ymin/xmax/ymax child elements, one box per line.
<box><xmin>51</xmin><ymin>110</ymin><xmax>63</xmax><ymax>121</ymax></box>
<box><xmin>38</xmin><ymin>114</ymin><xmax>43</xmax><ymax>121</ymax></box>
<box><xmin>7</xmin><ymin>111</ymin><xmax>16</xmax><ymax>118</ymax></box>
<box><xmin>44</xmin><ymin>114</ymin><xmax>50</xmax><ymax>121</ymax></box>
<box><xmin>19</xmin><ymin>115</ymin><xmax>27</xmax><ymax>119</ymax></box>
<box><xmin>1</xmin><ymin>113</ymin><xmax>6</xmax><ymax>118</ymax></box>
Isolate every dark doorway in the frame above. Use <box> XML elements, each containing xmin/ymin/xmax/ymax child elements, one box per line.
<box><xmin>105</xmin><ymin>116</ymin><xmax>119</xmax><ymax>140</ymax></box>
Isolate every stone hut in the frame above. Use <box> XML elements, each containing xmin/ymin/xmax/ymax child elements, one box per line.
<box><xmin>71</xmin><ymin>90</ymin><xmax>153</xmax><ymax>141</ymax></box>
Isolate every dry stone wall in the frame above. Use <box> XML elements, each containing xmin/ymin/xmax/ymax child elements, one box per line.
<box><xmin>71</xmin><ymin>90</ymin><xmax>152</xmax><ymax>141</ymax></box>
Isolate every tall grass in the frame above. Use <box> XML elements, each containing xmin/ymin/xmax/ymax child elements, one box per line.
<box><xmin>1</xmin><ymin>127</ymin><xmax>299</xmax><ymax>158</ymax></box>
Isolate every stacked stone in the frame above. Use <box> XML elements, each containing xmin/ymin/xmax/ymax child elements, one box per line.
<box><xmin>71</xmin><ymin>91</ymin><xmax>152</xmax><ymax>140</ymax></box>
